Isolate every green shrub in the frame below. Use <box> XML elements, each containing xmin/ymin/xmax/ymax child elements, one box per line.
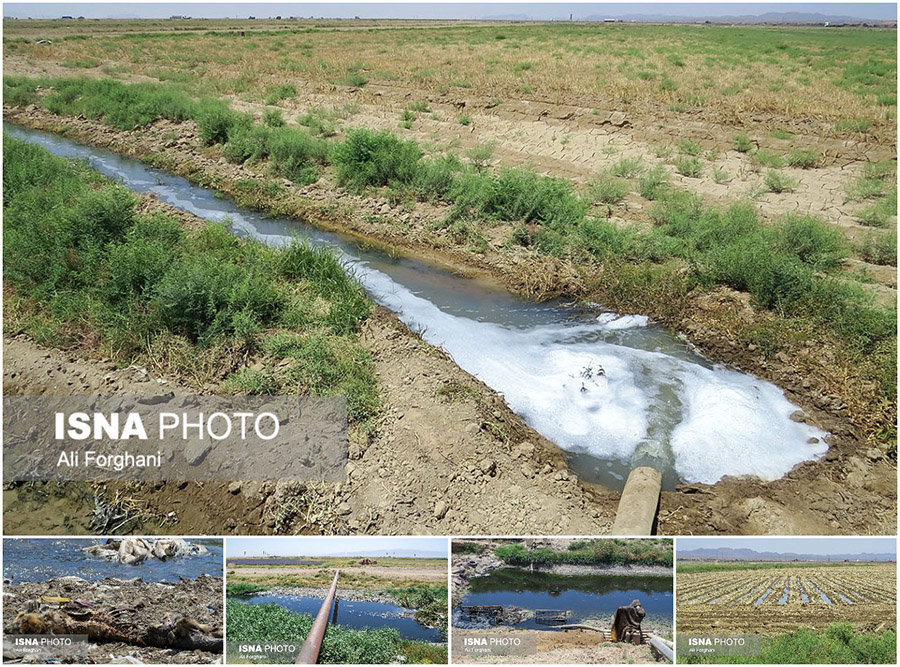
<box><xmin>771</xmin><ymin>214</ymin><xmax>848</xmax><ymax>271</ymax></box>
<box><xmin>106</xmin><ymin>215</ymin><xmax>185</xmax><ymax>298</ymax></box>
<box><xmin>413</xmin><ymin>154</ymin><xmax>465</xmax><ymax>202</ymax></box>
<box><xmin>639</xmin><ymin>165</ymin><xmax>669</xmax><ymax>200</ymax></box>
<box><xmin>449</xmin><ymin>167</ymin><xmax>587</xmax><ymax>226</ymax></box>
<box><xmin>333</xmin><ymin>128</ymin><xmax>422</xmax><ymax>191</ymax></box>
<box><xmin>223</xmin><ymin>124</ymin><xmax>272</xmax><ymax>164</ymax></box>
<box><xmin>276</xmin><ymin>241</ymin><xmax>370</xmax><ymax>333</ymax></box>
<box><xmin>267</xmin><ymin>126</ymin><xmax>329</xmax><ymax>184</ymax></box>
<box><xmin>764</xmin><ymin>169</ymin><xmax>795</xmax><ymax>193</ymax></box>
<box><xmin>262</xmin><ymin>108</ymin><xmax>285</xmax><ymax>127</ymax></box>
<box><xmin>733</xmin><ymin>133</ymin><xmax>753</xmax><ymax>153</ymax></box>
<box><xmin>712</xmin><ymin>167</ymin><xmax>731</xmax><ymax>184</ymax></box>
<box><xmin>590</xmin><ymin>174</ymin><xmax>628</xmax><ymax>204</ymax></box>
<box><xmin>678</xmin><ymin>138</ymin><xmax>702</xmax><ymax>156</ymax></box>
<box><xmin>673</xmin><ymin>155</ymin><xmax>703</xmax><ymax>177</ymax></box>
<box><xmin>859</xmin><ymin>230</ymin><xmax>898</xmax><ymax>266</ymax></box>
<box><xmin>786</xmin><ymin>149</ymin><xmax>818</xmax><ymax>169</ymax></box>
<box><xmin>195</xmin><ymin>99</ymin><xmax>248</xmax><ymax>145</ymax></box>
<box><xmin>153</xmin><ymin>250</ymin><xmax>284</xmax><ymax>344</ymax></box>
<box><xmin>264</xmin><ymin>83</ymin><xmax>297</xmax><ymax>105</ymax></box>
<box><xmin>41</xmin><ymin>77</ymin><xmax>194</xmax><ymax>130</ymax></box>
<box><xmin>610</xmin><ymin>157</ymin><xmax>644</xmax><ymax>178</ymax></box>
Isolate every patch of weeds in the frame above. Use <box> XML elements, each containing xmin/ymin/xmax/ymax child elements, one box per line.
<box><xmin>638</xmin><ymin>165</ymin><xmax>669</xmax><ymax>200</ymax></box>
<box><xmin>458</xmin><ymin>113</ymin><xmax>471</xmax><ymax>126</ymax></box>
<box><xmin>435</xmin><ymin>381</ymin><xmax>480</xmax><ymax>403</ymax></box>
<box><xmin>333</xmin><ymin>128</ymin><xmax>422</xmax><ymax>191</ymax></box>
<box><xmin>857</xmin><ymin>187</ymin><xmax>897</xmax><ymax>227</ymax></box>
<box><xmin>262</xmin><ymin>108</ymin><xmax>285</xmax><ymax>127</ymax></box>
<box><xmin>858</xmin><ymin>230</ymin><xmax>897</xmax><ymax>266</ymax></box>
<box><xmin>610</xmin><ymin>157</ymin><xmax>644</xmax><ymax>178</ymax></box>
<box><xmin>835</xmin><ymin>118</ymin><xmax>873</xmax><ymax>133</ymax></box>
<box><xmin>673</xmin><ymin>156</ymin><xmax>703</xmax><ymax>178</ymax></box>
<box><xmin>296</xmin><ymin>107</ymin><xmax>340</xmax><ymax>137</ymax></box>
<box><xmin>399</xmin><ymin>108</ymin><xmax>416</xmax><ymax>129</ymax></box>
<box><xmin>771</xmin><ymin>214</ymin><xmax>848</xmax><ymax>271</ymax></box>
<box><xmin>264</xmin><ymin>83</ymin><xmax>297</xmax><ymax>105</ymax></box>
<box><xmin>786</xmin><ymin>150</ymin><xmax>818</xmax><ymax>169</ymax></box>
<box><xmin>764</xmin><ymin>169</ymin><xmax>796</xmax><ymax>193</ymax></box>
<box><xmin>466</xmin><ymin>141</ymin><xmax>496</xmax><ymax>170</ymax></box>
<box><xmin>267</xmin><ymin>127</ymin><xmax>329</xmax><ymax>184</ymax></box>
<box><xmin>750</xmin><ymin>150</ymin><xmax>786</xmax><ymax>169</ymax></box>
<box><xmin>590</xmin><ymin>173</ymin><xmax>629</xmax><ymax>204</ymax></box>
<box><xmin>712</xmin><ymin>167</ymin><xmax>731</xmax><ymax>184</ymax></box>
<box><xmin>678</xmin><ymin>139</ymin><xmax>702</xmax><ymax>156</ymax></box>
<box><xmin>195</xmin><ymin>99</ymin><xmax>249</xmax><ymax>145</ymax></box>
<box><xmin>340</xmin><ymin>71</ymin><xmax>368</xmax><ymax>88</ymax></box>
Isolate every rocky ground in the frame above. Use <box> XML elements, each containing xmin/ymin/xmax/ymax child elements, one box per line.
<box><xmin>2</xmin><ymin>576</ymin><xmax>223</xmax><ymax>664</ymax></box>
<box><xmin>453</xmin><ymin>627</ymin><xmax>661</xmax><ymax>664</ymax></box>
<box><xmin>2</xmin><ymin>105</ymin><xmax>896</xmax><ymax>536</ymax></box>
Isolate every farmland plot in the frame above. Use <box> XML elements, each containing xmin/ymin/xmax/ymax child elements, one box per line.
<box><xmin>677</xmin><ymin>564</ymin><xmax>896</xmax><ymax>634</ymax></box>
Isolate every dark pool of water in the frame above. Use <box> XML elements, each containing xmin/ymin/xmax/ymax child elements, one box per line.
<box><xmin>235</xmin><ymin>593</ymin><xmax>442</xmax><ymax>642</ymax></box>
<box><xmin>455</xmin><ymin>568</ymin><xmax>672</xmax><ymax>631</ymax></box>
<box><xmin>3</xmin><ymin>538</ymin><xmax>223</xmax><ymax>583</ymax></box>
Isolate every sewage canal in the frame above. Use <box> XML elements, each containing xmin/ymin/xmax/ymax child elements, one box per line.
<box><xmin>454</xmin><ymin>568</ymin><xmax>672</xmax><ymax>633</ymax></box>
<box><xmin>232</xmin><ymin>593</ymin><xmax>443</xmax><ymax>642</ymax></box>
<box><xmin>5</xmin><ymin>123</ymin><xmax>828</xmax><ymax>491</ymax></box>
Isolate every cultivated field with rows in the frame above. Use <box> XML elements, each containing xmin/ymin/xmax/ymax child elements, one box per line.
<box><xmin>677</xmin><ymin>563</ymin><xmax>896</xmax><ymax>634</ymax></box>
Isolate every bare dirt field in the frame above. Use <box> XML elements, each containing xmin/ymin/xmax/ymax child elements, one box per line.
<box><xmin>453</xmin><ymin>627</ymin><xmax>658</xmax><ymax>664</ymax></box>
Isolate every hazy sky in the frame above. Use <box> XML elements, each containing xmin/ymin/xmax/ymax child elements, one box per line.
<box><xmin>4</xmin><ymin>3</ymin><xmax>897</xmax><ymax>20</ymax></box>
<box><xmin>227</xmin><ymin>536</ymin><xmax>448</xmax><ymax>557</ymax></box>
<box><xmin>679</xmin><ymin>537</ymin><xmax>897</xmax><ymax>556</ymax></box>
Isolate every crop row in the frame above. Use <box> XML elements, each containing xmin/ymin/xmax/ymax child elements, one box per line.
<box><xmin>678</xmin><ymin>566</ymin><xmax>896</xmax><ymax>608</ymax></box>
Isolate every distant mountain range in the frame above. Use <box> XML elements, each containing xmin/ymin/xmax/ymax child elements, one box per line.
<box><xmin>679</xmin><ymin>547</ymin><xmax>895</xmax><ymax>562</ymax></box>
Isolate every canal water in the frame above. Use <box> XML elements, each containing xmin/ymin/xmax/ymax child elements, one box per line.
<box><xmin>455</xmin><ymin>568</ymin><xmax>673</xmax><ymax>633</ymax></box>
<box><xmin>233</xmin><ymin>593</ymin><xmax>443</xmax><ymax>642</ymax></box>
<box><xmin>4</xmin><ymin>124</ymin><xmax>829</xmax><ymax>491</ymax></box>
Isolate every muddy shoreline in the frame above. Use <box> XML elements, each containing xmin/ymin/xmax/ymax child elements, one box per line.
<box><xmin>3</xmin><ymin>107</ymin><xmax>895</xmax><ymax>535</ymax></box>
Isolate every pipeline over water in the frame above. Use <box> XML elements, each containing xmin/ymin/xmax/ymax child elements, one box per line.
<box><xmin>5</xmin><ymin>124</ymin><xmax>829</xmax><ymax>491</ymax></box>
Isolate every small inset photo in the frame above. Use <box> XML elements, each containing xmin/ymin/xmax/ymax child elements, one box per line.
<box><xmin>225</xmin><ymin>537</ymin><xmax>448</xmax><ymax>664</ymax></box>
<box><xmin>451</xmin><ymin>537</ymin><xmax>673</xmax><ymax>664</ymax></box>
<box><xmin>2</xmin><ymin>537</ymin><xmax>224</xmax><ymax>663</ymax></box>
<box><xmin>676</xmin><ymin>537</ymin><xmax>897</xmax><ymax>664</ymax></box>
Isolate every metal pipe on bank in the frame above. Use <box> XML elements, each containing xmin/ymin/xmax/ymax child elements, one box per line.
<box><xmin>295</xmin><ymin>570</ymin><xmax>340</xmax><ymax>664</ymax></box>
